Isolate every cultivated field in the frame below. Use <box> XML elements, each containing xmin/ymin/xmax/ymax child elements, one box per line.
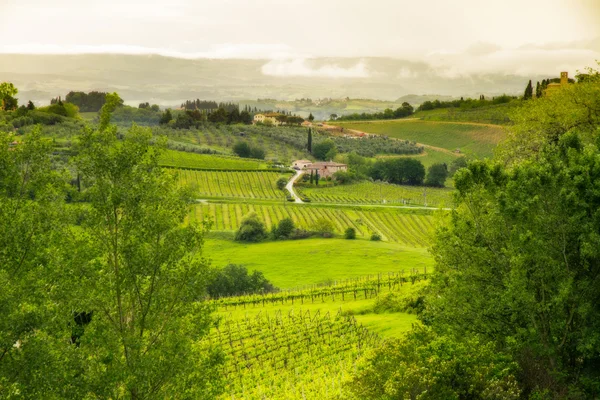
<box><xmin>160</xmin><ymin>149</ymin><xmax>268</xmax><ymax>169</ymax></box>
<box><xmin>299</xmin><ymin>181</ymin><xmax>453</xmax><ymax>207</ymax></box>
<box><xmin>192</xmin><ymin>203</ymin><xmax>435</xmax><ymax>246</ymax></box>
<box><xmin>178</xmin><ymin>169</ymin><xmax>288</xmax><ymax>199</ymax></box>
<box><xmin>335</xmin><ymin>119</ymin><xmax>505</xmax><ymax>158</ymax></box>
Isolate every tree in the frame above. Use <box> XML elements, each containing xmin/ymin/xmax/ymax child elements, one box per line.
<box><xmin>312</xmin><ymin>139</ymin><xmax>336</xmax><ymax>160</ymax></box>
<box><xmin>523</xmin><ymin>79</ymin><xmax>533</xmax><ymax>100</ymax></box>
<box><xmin>159</xmin><ymin>109</ymin><xmax>173</xmax><ymax>125</ymax></box>
<box><xmin>448</xmin><ymin>156</ymin><xmax>468</xmax><ymax>176</ymax></box>
<box><xmin>309</xmin><ymin>170</ymin><xmax>314</xmax><ymax>184</ymax></box>
<box><xmin>207</xmin><ymin>265</ymin><xmax>277</xmax><ymax>297</ymax></box>
<box><xmin>235</xmin><ymin>212</ymin><xmax>266</xmax><ymax>242</ymax></box>
<box><xmin>307</xmin><ymin>128</ymin><xmax>312</xmax><ymax>153</ymax></box>
<box><xmin>424</xmin><ymin>163</ymin><xmax>448</xmax><ymax>187</ymax></box>
<box><xmin>233</xmin><ymin>141</ymin><xmax>251</xmax><ymax>158</ymax></box>
<box><xmin>535</xmin><ymin>81</ymin><xmax>542</xmax><ymax>98</ymax></box>
<box><xmin>272</xmin><ymin>218</ymin><xmax>295</xmax><ymax>239</ymax></box>
<box><xmin>276</xmin><ymin>177</ymin><xmax>288</xmax><ymax>190</ymax></box>
<box><xmin>329</xmin><ymin>114</ymin><xmax>338</xmax><ymax>120</ymax></box>
<box><xmin>315</xmin><ymin>171</ymin><xmax>320</xmax><ymax>186</ymax></box>
<box><xmin>348</xmin><ymin>327</ymin><xmax>520</xmax><ymax>399</ymax></box>
<box><xmin>26</xmin><ymin>100</ymin><xmax>35</xmax><ymax>110</ymax></box>
<box><xmin>308</xmin><ymin>112</ymin><xmax>314</xmax><ymax>122</ymax></box>
<box><xmin>249</xmin><ymin>146</ymin><xmax>265</xmax><ymax>160</ymax></box>
<box><xmin>310</xmin><ymin>218</ymin><xmax>333</xmax><ymax>238</ymax></box>
<box><xmin>344</xmin><ymin>227</ymin><xmax>356</xmax><ymax>239</ymax></box>
<box><xmin>74</xmin><ymin>94</ymin><xmax>223</xmax><ymax>398</ymax></box>
<box><xmin>0</xmin><ymin>82</ymin><xmax>18</xmax><ymax>111</ymax></box>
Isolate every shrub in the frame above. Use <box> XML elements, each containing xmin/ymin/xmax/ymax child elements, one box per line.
<box><xmin>272</xmin><ymin>218</ymin><xmax>295</xmax><ymax>239</ymax></box>
<box><xmin>344</xmin><ymin>227</ymin><xmax>356</xmax><ymax>239</ymax></box>
<box><xmin>276</xmin><ymin>177</ymin><xmax>288</xmax><ymax>190</ymax></box>
<box><xmin>310</xmin><ymin>218</ymin><xmax>334</xmax><ymax>238</ymax></box>
<box><xmin>370</xmin><ymin>233</ymin><xmax>382</xmax><ymax>241</ymax></box>
<box><xmin>425</xmin><ymin>163</ymin><xmax>449</xmax><ymax>187</ymax></box>
<box><xmin>232</xmin><ymin>141</ymin><xmax>251</xmax><ymax>158</ymax></box>
<box><xmin>207</xmin><ymin>264</ymin><xmax>278</xmax><ymax>297</ymax></box>
<box><xmin>234</xmin><ymin>212</ymin><xmax>266</xmax><ymax>242</ymax></box>
<box><xmin>312</xmin><ymin>139</ymin><xmax>336</xmax><ymax>160</ymax></box>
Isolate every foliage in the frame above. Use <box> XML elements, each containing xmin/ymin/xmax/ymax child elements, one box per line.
<box><xmin>312</xmin><ymin>138</ymin><xmax>336</xmax><ymax>160</ymax></box>
<box><xmin>348</xmin><ymin>327</ymin><xmax>520</xmax><ymax>400</ymax></box>
<box><xmin>370</xmin><ymin>157</ymin><xmax>426</xmax><ymax>185</ymax></box>
<box><xmin>426</xmin><ymin>134</ymin><xmax>600</xmax><ymax>396</ymax></box>
<box><xmin>332</xmin><ymin>170</ymin><xmax>359</xmax><ymax>184</ymax></box>
<box><xmin>73</xmin><ymin>97</ymin><xmax>223</xmax><ymax>398</ymax></box>
<box><xmin>0</xmin><ymin>82</ymin><xmax>18</xmax><ymax>111</ymax></box>
<box><xmin>207</xmin><ymin>264</ymin><xmax>277</xmax><ymax>297</ymax></box>
<box><xmin>232</xmin><ymin>141</ymin><xmax>266</xmax><ymax>159</ymax></box>
<box><xmin>37</xmin><ymin>102</ymin><xmax>79</xmax><ymax>119</ymax></box>
<box><xmin>159</xmin><ymin>109</ymin><xmax>173</xmax><ymax>125</ymax></box>
<box><xmin>62</xmin><ymin>91</ymin><xmax>112</xmax><ymax>112</ymax></box>
<box><xmin>310</xmin><ymin>217</ymin><xmax>334</xmax><ymax>238</ymax></box>
<box><xmin>336</xmin><ymin>102</ymin><xmax>414</xmax><ymax>121</ymax></box>
<box><xmin>370</xmin><ymin>233</ymin><xmax>381</xmax><ymax>241</ymax></box>
<box><xmin>448</xmin><ymin>156</ymin><xmax>468</xmax><ymax>176</ymax></box>
<box><xmin>276</xmin><ymin>176</ymin><xmax>288</xmax><ymax>190</ymax></box>
<box><xmin>417</xmin><ymin>94</ymin><xmax>516</xmax><ymax>112</ymax></box>
<box><xmin>272</xmin><ymin>217</ymin><xmax>295</xmax><ymax>239</ymax></box>
<box><xmin>235</xmin><ymin>212</ymin><xmax>267</xmax><ymax>242</ymax></box>
<box><xmin>344</xmin><ymin>227</ymin><xmax>356</xmax><ymax>239</ymax></box>
<box><xmin>425</xmin><ymin>162</ymin><xmax>448</xmax><ymax>187</ymax></box>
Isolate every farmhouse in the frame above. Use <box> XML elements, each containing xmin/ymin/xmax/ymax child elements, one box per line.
<box><xmin>292</xmin><ymin>159</ymin><xmax>312</xmax><ymax>169</ymax></box>
<box><xmin>305</xmin><ymin>161</ymin><xmax>348</xmax><ymax>178</ymax></box>
<box><xmin>544</xmin><ymin>72</ymin><xmax>570</xmax><ymax>96</ymax></box>
<box><xmin>253</xmin><ymin>112</ymin><xmax>284</xmax><ymax>126</ymax></box>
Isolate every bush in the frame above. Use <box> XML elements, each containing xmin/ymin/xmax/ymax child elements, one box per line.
<box><xmin>312</xmin><ymin>139</ymin><xmax>336</xmax><ymax>160</ymax></box>
<box><xmin>234</xmin><ymin>212</ymin><xmax>266</xmax><ymax>242</ymax></box>
<box><xmin>370</xmin><ymin>233</ymin><xmax>382</xmax><ymax>241</ymax></box>
<box><xmin>425</xmin><ymin>163</ymin><xmax>449</xmax><ymax>187</ymax></box>
<box><xmin>272</xmin><ymin>218</ymin><xmax>295</xmax><ymax>239</ymax></box>
<box><xmin>276</xmin><ymin>177</ymin><xmax>288</xmax><ymax>190</ymax></box>
<box><xmin>344</xmin><ymin>227</ymin><xmax>356</xmax><ymax>239</ymax></box>
<box><xmin>233</xmin><ymin>141</ymin><xmax>266</xmax><ymax>160</ymax></box>
<box><xmin>207</xmin><ymin>264</ymin><xmax>278</xmax><ymax>297</ymax></box>
<box><xmin>310</xmin><ymin>218</ymin><xmax>334</xmax><ymax>238</ymax></box>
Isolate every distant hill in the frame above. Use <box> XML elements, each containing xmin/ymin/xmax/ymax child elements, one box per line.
<box><xmin>395</xmin><ymin>94</ymin><xmax>457</xmax><ymax>105</ymax></box>
<box><xmin>0</xmin><ymin>54</ymin><xmax>538</xmax><ymax>107</ymax></box>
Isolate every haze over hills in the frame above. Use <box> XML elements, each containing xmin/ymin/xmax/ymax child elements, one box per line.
<box><xmin>0</xmin><ymin>54</ymin><xmax>556</xmax><ymax>107</ymax></box>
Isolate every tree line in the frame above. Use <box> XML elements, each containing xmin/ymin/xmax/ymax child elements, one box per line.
<box><xmin>335</xmin><ymin>102</ymin><xmax>414</xmax><ymax>121</ymax></box>
<box><xmin>417</xmin><ymin>94</ymin><xmax>516</xmax><ymax>111</ymax></box>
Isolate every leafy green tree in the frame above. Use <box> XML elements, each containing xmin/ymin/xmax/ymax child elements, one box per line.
<box><xmin>344</xmin><ymin>227</ymin><xmax>356</xmax><ymax>239</ymax></box>
<box><xmin>310</xmin><ymin>218</ymin><xmax>333</xmax><ymax>238</ymax></box>
<box><xmin>272</xmin><ymin>218</ymin><xmax>295</xmax><ymax>239</ymax></box>
<box><xmin>448</xmin><ymin>156</ymin><xmax>468</xmax><ymax>176</ymax></box>
<box><xmin>424</xmin><ymin>162</ymin><xmax>448</xmax><ymax>187</ymax></box>
<box><xmin>207</xmin><ymin>265</ymin><xmax>277</xmax><ymax>297</ymax></box>
<box><xmin>312</xmin><ymin>139</ymin><xmax>336</xmax><ymax>160</ymax></box>
<box><xmin>235</xmin><ymin>212</ymin><xmax>266</xmax><ymax>242</ymax></box>
<box><xmin>0</xmin><ymin>128</ymin><xmax>81</xmax><ymax>398</ymax></box>
<box><xmin>370</xmin><ymin>233</ymin><xmax>381</xmax><ymax>241</ymax></box>
<box><xmin>276</xmin><ymin>177</ymin><xmax>288</xmax><ymax>190</ymax></box>
<box><xmin>26</xmin><ymin>100</ymin><xmax>35</xmax><ymax>110</ymax></box>
<box><xmin>348</xmin><ymin>327</ymin><xmax>520</xmax><ymax>399</ymax></box>
<box><xmin>233</xmin><ymin>141</ymin><xmax>251</xmax><ymax>158</ymax></box>
<box><xmin>159</xmin><ymin>109</ymin><xmax>173</xmax><ymax>125</ymax></box>
<box><xmin>74</xmin><ymin>95</ymin><xmax>223</xmax><ymax>398</ymax></box>
<box><xmin>0</xmin><ymin>82</ymin><xmax>18</xmax><ymax>110</ymax></box>
<box><xmin>249</xmin><ymin>146</ymin><xmax>265</xmax><ymax>160</ymax></box>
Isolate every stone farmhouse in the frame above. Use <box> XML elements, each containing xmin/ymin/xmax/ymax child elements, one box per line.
<box><xmin>253</xmin><ymin>112</ymin><xmax>284</xmax><ymax>126</ymax></box>
<box><xmin>293</xmin><ymin>160</ymin><xmax>348</xmax><ymax>178</ymax></box>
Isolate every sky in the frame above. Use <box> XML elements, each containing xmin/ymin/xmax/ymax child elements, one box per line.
<box><xmin>1</xmin><ymin>0</ymin><xmax>599</xmax><ymax>77</ymax></box>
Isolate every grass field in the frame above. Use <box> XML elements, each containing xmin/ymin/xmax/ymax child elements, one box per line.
<box><xmin>205</xmin><ymin>237</ymin><xmax>432</xmax><ymax>288</ymax></box>
<box><xmin>191</xmin><ymin>203</ymin><xmax>436</xmax><ymax>246</ymax></box>
<box><xmin>299</xmin><ymin>181</ymin><xmax>454</xmax><ymax>207</ymax></box>
<box><xmin>335</xmin><ymin>119</ymin><xmax>505</xmax><ymax>158</ymax></box>
<box><xmin>413</xmin><ymin>101</ymin><xmax>521</xmax><ymax>125</ymax></box>
<box><xmin>177</xmin><ymin>169</ymin><xmax>289</xmax><ymax>199</ymax></box>
<box><xmin>160</xmin><ymin>149</ymin><xmax>268</xmax><ymax>169</ymax></box>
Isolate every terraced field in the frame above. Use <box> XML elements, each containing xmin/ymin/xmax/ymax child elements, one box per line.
<box><xmin>335</xmin><ymin>120</ymin><xmax>505</xmax><ymax>158</ymax></box>
<box><xmin>299</xmin><ymin>181</ymin><xmax>453</xmax><ymax>207</ymax></box>
<box><xmin>160</xmin><ymin>149</ymin><xmax>268</xmax><ymax>169</ymax></box>
<box><xmin>191</xmin><ymin>203</ymin><xmax>434</xmax><ymax>246</ymax></box>
<box><xmin>178</xmin><ymin>169</ymin><xmax>288</xmax><ymax>199</ymax></box>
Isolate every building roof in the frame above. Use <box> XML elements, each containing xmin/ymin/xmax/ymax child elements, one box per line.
<box><xmin>294</xmin><ymin>159</ymin><xmax>312</xmax><ymax>163</ymax></box>
<box><xmin>307</xmin><ymin>162</ymin><xmax>347</xmax><ymax>168</ymax></box>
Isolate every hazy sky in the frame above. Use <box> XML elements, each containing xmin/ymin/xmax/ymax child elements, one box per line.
<box><xmin>1</xmin><ymin>0</ymin><xmax>599</xmax><ymax>76</ymax></box>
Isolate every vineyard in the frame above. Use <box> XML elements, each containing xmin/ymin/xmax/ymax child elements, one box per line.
<box><xmin>298</xmin><ymin>181</ymin><xmax>454</xmax><ymax>207</ymax></box>
<box><xmin>191</xmin><ymin>203</ymin><xmax>434</xmax><ymax>246</ymax></box>
<box><xmin>160</xmin><ymin>149</ymin><xmax>268</xmax><ymax>169</ymax></box>
<box><xmin>177</xmin><ymin>169</ymin><xmax>288</xmax><ymax>199</ymax></box>
<box><xmin>208</xmin><ymin>310</ymin><xmax>380</xmax><ymax>399</ymax></box>
<box><xmin>334</xmin><ymin>119</ymin><xmax>505</xmax><ymax>158</ymax></box>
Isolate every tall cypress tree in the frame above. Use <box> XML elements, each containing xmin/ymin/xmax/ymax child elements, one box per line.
<box><xmin>307</xmin><ymin>128</ymin><xmax>312</xmax><ymax>153</ymax></box>
<box><xmin>310</xmin><ymin>170</ymin><xmax>314</xmax><ymax>184</ymax></box>
<box><xmin>535</xmin><ymin>81</ymin><xmax>542</xmax><ymax>98</ymax></box>
<box><xmin>315</xmin><ymin>171</ymin><xmax>319</xmax><ymax>186</ymax></box>
<box><xmin>523</xmin><ymin>80</ymin><xmax>533</xmax><ymax>100</ymax></box>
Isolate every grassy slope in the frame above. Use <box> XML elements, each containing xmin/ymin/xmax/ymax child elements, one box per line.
<box><xmin>335</xmin><ymin>119</ymin><xmax>505</xmax><ymax>158</ymax></box>
<box><xmin>160</xmin><ymin>149</ymin><xmax>268</xmax><ymax>169</ymax></box>
<box><xmin>204</xmin><ymin>237</ymin><xmax>433</xmax><ymax>289</ymax></box>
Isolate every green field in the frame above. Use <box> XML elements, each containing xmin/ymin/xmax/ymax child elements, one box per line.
<box><xmin>335</xmin><ymin>119</ymin><xmax>505</xmax><ymax>158</ymax></box>
<box><xmin>192</xmin><ymin>203</ymin><xmax>435</xmax><ymax>245</ymax></box>
<box><xmin>178</xmin><ymin>169</ymin><xmax>288</xmax><ymax>199</ymax></box>
<box><xmin>205</xmin><ymin>237</ymin><xmax>432</xmax><ymax>288</ymax></box>
<box><xmin>299</xmin><ymin>181</ymin><xmax>453</xmax><ymax>207</ymax></box>
<box><xmin>160</xmin><ymin>149</ymin><xmax>268</xmax><ymax>169</ymax></box>
<box><xmin>413</xmin><ymin>101</ymin><xmax>521</xmax><ymax>125</ymax></box>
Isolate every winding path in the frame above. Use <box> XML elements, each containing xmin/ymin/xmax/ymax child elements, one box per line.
<box><xmin>286</xmin><ymin>170</ymin><xmax>304</xmax><ymax>203</ymax></box>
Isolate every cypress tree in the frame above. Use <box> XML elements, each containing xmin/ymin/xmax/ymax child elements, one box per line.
<box><xmin>535</xmin><ymin>81</ymin><xmax>542</xmax><ymax>98</ymax></box>
<box><xmin>310</xmin><ymin>170</ymin><xmax>314</xmax><ymax>184</ymax></box>
<box><xmin>315</xmin><ymin>171</ymin><xmax>319</xmax><ymax>186</ymax></box>
<box><xmin>523</xmin><ymin>80</ymin><xmax>533</xmax><ymax>100</ymax></box>
<box><xmin>308</xmin><ymin>128</ymin><xmax>312</xmax><ymax>153</ymax></box>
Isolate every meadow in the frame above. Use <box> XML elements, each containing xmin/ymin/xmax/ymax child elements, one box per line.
<box><xmin>335</xmin><ymin>119</ymin><xmax>506</xmax><ymax>158</ymax></box>
<box><xmin>192</xmin><ymin>203</ymin><xmax>436</xmax><ymax>246</ymax></box>
<box><xmin>160</xmin><ymin>149</ymin><xmax>268</xmax><ymax>169</ymax></box>
<box><xmin>204</xmin><ymin>237</ymin><xmax>433</xmax><ymax>288</ymax></box>
<box><xmin>299</xmin><ymin>180</ymin><xmax>454</xmax><ymax>207</ymax></box>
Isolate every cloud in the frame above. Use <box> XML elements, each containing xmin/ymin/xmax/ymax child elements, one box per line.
<box><xmin>261</xmin><ymin>59</ymin><xmax>370</xmax><ymax>78</ymax></box>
